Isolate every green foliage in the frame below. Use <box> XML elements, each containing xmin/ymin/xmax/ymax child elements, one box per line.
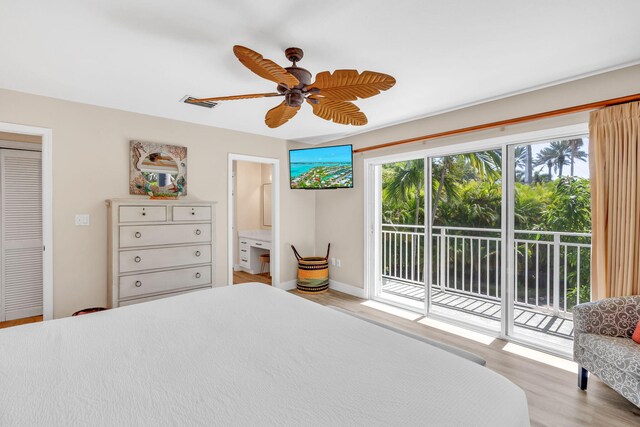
<box><xmin>434</xmin><ymin>180</ymin><xmax>501</xmax><ymax>228</ymax></box>
<box><xmin>545</xmin><ymin>177</ymin><xmax>591</xmax><ymax>233</ymax></box>
<box><xmin>381</xmin><ymin>147</ymin><xmax>593</xmax><ymax>307</ymax></box>
<box><xmin>382</xmin><ymin>160</ymin><xmax>424</xmax><ymax>226</ymax></box>
<box><xmin>513</xmin><ymin>182</ymin><xmax>551</xmax><ymax>230</ymax></box>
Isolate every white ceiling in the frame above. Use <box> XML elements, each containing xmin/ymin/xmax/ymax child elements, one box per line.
<box><xmin>1</xmin><ymin>0</ymin><xmax>640</xmax><ymax>144</ymax></box>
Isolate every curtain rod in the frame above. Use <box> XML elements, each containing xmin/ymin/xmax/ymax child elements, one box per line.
<box><xmin>352</xmin><ymin>93</ymin><xmax>640</xmax><ymax>154</ymax></box>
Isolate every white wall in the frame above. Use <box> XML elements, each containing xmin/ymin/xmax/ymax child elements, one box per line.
<box><xmin>314</xmin><ymin>64</ymin><xmax>640</xmax><ymax>290</ymax></box>
<box><xmin>0</xmin><ymin>88</ymin><xmax>315</xmax><ymax>318</ymax></box>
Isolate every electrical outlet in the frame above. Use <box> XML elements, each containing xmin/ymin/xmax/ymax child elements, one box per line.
<box><xmin>75</xmin><ymin>214</ymin><xmax>90</xmax><ymax>226</ymax></box>
<box><xmin>331</xmin><ymin>257</ymin><xmax>336</xmax><ymax>266</ymax></box>
<box><xmin>336</xmin><ymin>259</ymin><xmax>341</xmax><ymax>268</ymax></box>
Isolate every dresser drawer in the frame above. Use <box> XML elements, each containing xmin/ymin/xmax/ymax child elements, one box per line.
<box><xmin>119</xmin><ymin>244</ymin><xmax>211</xmax><ymax>273</ymax></box>
<box><xmin>239</xmin><ymin>243</ymin><xmax>249</xmax><ymax>255</ymax></box>
<box><xmin>119</xmin><ymin>286</ymin><xmax>210</xmax><ymax>307</ymax></box>
<box><xmin>239</xmin><ymin>256</ymin><xmax>250</xmax><ymax>268</ymax></box>
<box><xmin>173</xmin><ymin>206</ymin><xmax>211</xmax><ymax>221</ymax></box>
<box><xmin>120</xmin><ymin>206</ymin><xmax>167</xmax><ymax>223</ymax></box>
<box><xmin>119</xmin><ymin>266</ymin><xmax>211</xmax><ymax>299</ymax></box>
<box><xmin>120</xmin><ymin>224</ymin><xmax>211</xmax><ymax>248</ymax></box>
<box><xmin>248</xmin><ymin>239</ymin><xmax>271</xmax><ymax>250</ymax></box>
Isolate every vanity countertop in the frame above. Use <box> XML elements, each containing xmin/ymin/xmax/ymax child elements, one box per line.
<box><xmin>238</xmin><ymin>229</ymin><xmax>272</xmax><ymax>242</ymax></box>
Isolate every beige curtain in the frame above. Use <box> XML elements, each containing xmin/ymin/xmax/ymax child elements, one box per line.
<box><xmin>589</xmin><ymin>101</ymin><xmax>640</xmax><ymax>299</ymax></box>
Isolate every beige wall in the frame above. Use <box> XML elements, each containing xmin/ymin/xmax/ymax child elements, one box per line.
<box><xmin>0</xmin><ymin>88</ymin><xmax>315</xmax><ymax>318</ymax></box>
<box><xmin>315</xmin><ymin>64</ymin><xmax>640</xmax><ymax>290</ymax></box>
<box><xmin>260</xmin><ymin>163</ymin><xmax>273</xmax><ymax>230</ymax></box>
<box><xmin>235</xmin><ymin>160</ymin><xmax>262</xmax><ymax>231</ymax></box>
<box><xmin>4</xmin><ymin>63</ymin><xmax>638</xmax><ymax>316</ymax></box>
<box><xmin>234</xmin><ymin>160</ymin><xmax>262</xmax><ymax>266</ymax></box>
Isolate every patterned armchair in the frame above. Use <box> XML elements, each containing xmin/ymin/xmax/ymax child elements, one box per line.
<box><xmin>573</xmin><ymin>296</ymin><xmax>640</xmax><ymax>407</ymax></box>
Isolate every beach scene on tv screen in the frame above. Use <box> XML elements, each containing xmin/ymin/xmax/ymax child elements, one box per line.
<box><xmin>290</xmin><ymin>145</ymin><xmax>353</xmax><ymax>189</ymax></box>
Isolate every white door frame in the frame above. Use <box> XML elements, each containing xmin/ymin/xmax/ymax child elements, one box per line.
<box><xmin>0</xmin><ymin>121</ymin><xmax>53</xmax><ymax>321</ymax></box>
<box><xmin>227</xmin><ymin>153</ymin><xmax>280</xmax><ymax>288</ymax></box>
<box><xmin>364</xmin><ymin>123</ymin><xmax>589</xmax><ymax>336</ymax></box>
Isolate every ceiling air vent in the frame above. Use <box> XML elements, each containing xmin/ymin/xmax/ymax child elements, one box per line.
<box><xmin>181</xmin><ymin>95</ymin><xmax>217</xmax><ymax>109</ymax></box>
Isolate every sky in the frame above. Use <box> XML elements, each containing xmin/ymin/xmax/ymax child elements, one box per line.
<box><xmin>290</xmin><ymin>144</ymin><xmax>352</xmax><ymax>164</ymax></box>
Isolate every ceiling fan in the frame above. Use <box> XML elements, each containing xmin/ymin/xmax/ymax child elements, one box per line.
<box><xmin>188</xmin><ymin>45</ymin><xmax>396</xmax><ymax>128</ymax></box>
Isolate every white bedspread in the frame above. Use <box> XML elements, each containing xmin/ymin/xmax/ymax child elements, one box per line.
<box><xmin>0</xmin><ymin>283</ymin><xmax>529</xmax><ymax>426</ymax></box>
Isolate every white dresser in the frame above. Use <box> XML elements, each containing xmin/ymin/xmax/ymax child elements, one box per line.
<box><xmin>107</xmin><ymin>199</ymin><xmax>216</xmax><ymax>308</ymax></box>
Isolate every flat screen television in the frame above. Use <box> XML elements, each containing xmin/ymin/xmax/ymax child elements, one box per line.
<box><xmin>289</xmin><ymin>144</ymin><xmax>353</xmax><ymax>189</ymax></box>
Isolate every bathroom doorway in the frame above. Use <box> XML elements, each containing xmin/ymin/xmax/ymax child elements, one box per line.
<box><xmin>227</xmin><ymin>154</ymin><xmax>280</xmax><ymax>287</ymax></box>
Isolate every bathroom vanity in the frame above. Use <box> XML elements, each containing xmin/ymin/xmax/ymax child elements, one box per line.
<box><xmin>238</xmin><ymin>230</ymin><xmax>271</xmax><ymax>274</ymax></box>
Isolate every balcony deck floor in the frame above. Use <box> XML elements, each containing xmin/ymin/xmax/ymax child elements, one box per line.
<box><xmin>381</xmin><ymin>278</ymin><xmax>574</xmax><ymax>341</ymax></box>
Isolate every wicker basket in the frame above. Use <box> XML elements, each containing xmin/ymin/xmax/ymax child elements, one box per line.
<box><xmin>291</xmin><ymin>244</ymin><xmax>330</xmax><ymax>293</ymax></box>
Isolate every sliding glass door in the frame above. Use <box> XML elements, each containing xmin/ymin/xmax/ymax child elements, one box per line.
<box><xmin>506</xmin><ymin>136</ymin><xmax>591</xmax><ymax>353</ymax></box>
<box><xmin>368</xmin><ymin>126</ymin><xmax>591</xmax><ymax>354</ymax></box>
<box><xmin>374</xmin><ymin>158</ymin><xmax>426</xmax><ymax>311</ymax></box>
<box><xmin>427</xmin><ymin>149</ymin><xmax>503</xmax><ymax>333</ymax></box>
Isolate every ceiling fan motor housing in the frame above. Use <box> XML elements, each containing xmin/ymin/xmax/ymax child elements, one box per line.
<box><xmin>280</xmin><ymin>66</ymin><xmax>312</xmax><ymax>107</ymax></box>
<box><xmin>285</xmin><ymin>89</ymin><xmax>305</xmax><ymax>107</ymax></box>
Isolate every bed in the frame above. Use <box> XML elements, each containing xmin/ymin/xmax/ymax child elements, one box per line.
<box><xmin>0</xmin><ymin>283</ymin><xmax>530</xmax><ymax>426</ymax></box>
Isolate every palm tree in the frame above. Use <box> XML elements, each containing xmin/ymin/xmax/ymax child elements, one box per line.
<box><xmin>535</xmin><ymin>141</ymin><xmax>571</xmax><ymax>178</ymax></box>
<box><xmin>526</xmin><ymin>145</ymin><xmax>533</xmax><ymax>183</ymax></box>
<box><xmin>431</xmin><ymin>150</ymin><xmax>501</xmax><ymax>224</ymax></box>
<box><xmin>382</xmin><ymin>150</ymin><xmax>501</xmax><ymax>227</ymax></box>
<box><xmin>545</xmin><ymin>159</ymin><xmax>553</xmax><ymax>178</ymax></box>
<box><xmin>383</xmin><ymin>159</ymin><xmax>424</xmax><ymax>227</ymax></box>
<box><xmin>514</xmin><ymin>146</ymin><xmax>533</xmax><ymax>183</ymax></box>
<box><xmin>566</xmin><ymin>138</ymin><xmax>588</xmax><ymax>176</ymax></box>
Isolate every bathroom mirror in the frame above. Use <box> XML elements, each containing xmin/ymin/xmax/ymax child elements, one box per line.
<box><xmin>263</xmin><ymin>183</ymin><xmax>272</xmax><ymax>226</ymax></box>
<box><xmin>130</xmin><ymin>140</ymin><xmax>187</xmax><ymax>196</ymax></box>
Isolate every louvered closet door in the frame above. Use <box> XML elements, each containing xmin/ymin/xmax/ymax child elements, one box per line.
<box><xmin>0</xmin><ymin>149</ymin><xmax>42</xmax><ymax>321</ymax></box>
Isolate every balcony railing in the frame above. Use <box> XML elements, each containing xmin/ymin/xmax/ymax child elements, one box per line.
<box><xmin>381</xmin><ymin>224</ymin><xmax>591</xmax><ymax>317</ymax></box>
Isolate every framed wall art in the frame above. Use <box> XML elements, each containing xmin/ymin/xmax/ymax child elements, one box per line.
<box><xmin>129</xmin><ymin>140</ymin><xmax>187</xmax><ymax>197</ymax></box>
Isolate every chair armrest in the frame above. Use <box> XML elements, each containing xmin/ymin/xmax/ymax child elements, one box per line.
<box><xmin>573</xmin><ymin>296</ymin><xmax>640</xmax><ymax>338</ymax></box>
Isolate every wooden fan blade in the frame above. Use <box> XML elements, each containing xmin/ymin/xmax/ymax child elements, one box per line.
<box><xmin>188</xmin><ymin>93</ymin><xmax>282</xmax><ymax>102</ymax></box>
<box><xmin>233</xmin><ymin>45</ymin><xmax>299</xmax><ymax>88</ymax></box>
<box><xmin>308</xmin><ymin>70</ymin><xmax>396</xmax><ymax>101</ymax></box>
<box><xmin>307</xmin><ymin>97</ymin><xmax>368</xmax><ymax>126</ymax></box>
<box><xmin>265</xmin><ymin>101</ymin><xmax>300</xmax><ymax>128</ymax></box>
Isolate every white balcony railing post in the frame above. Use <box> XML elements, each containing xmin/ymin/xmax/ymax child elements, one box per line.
<box><xmin>380</xmin><ymin>225</ymin><xmax>589</xmax><ymax>317</ymax></box>
<box><xmin>439</xmin><ymin>228</ymin><xmax>447</xmax><ymax>291</ymax></box>
<box><xmin>552</xmin><ymin>233</ymin><xmax>561</xmax><ymax>316</ymax></box>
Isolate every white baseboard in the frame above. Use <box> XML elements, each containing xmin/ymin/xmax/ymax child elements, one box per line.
<box><xmin>277</xmin><ymin>280</ymin><xmax>297</xmax><ymax>291</ymax></box>
<box><xmin>329</xmin><ymin>280</ymin><xmax>365</xmax><ymax>298</ymax></box>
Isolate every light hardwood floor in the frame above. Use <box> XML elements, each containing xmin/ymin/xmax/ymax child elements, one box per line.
<box><xmin>233</xmin><ymin>270</ymin><xmax>272</xmax><ymax>285</ymax></box>
<box><xmin>0</xmin><ymin>315</ymin><xmax>42</xmax><ymax>329</ymax></box>
<box><xmin>291</xmin><ymin>289</ymin><xmax>640</xmax><ymax>427</ymax></box>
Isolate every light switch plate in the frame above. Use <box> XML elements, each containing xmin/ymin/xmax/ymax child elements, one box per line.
<box><xmin>75</xmin><ymin>214</ymin><xmax>90</xmax><ymax>226</ymax></box>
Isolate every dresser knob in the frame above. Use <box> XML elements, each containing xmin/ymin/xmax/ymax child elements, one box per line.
<box><xmin>135</xmin><ymin>232</ymin><xmax>141</xmax><ymax>238</ymax></box>
<box><xmin>195</xmin><ymin>272</ymin><xmax>201</xmax><ymax>279</ymax></box>
<box><xmin>142</xmin><ymin>212</ymin><xmax>146</xmax><ymax>216</ymax></box>
<box><xmin>191</xmin><ymin>211</ymin><xmax>195</xmax><ymax>215</ymax></box>
<box><xmin>195</xmin><ymin>251</ymin><xmax>201</xmax><ymax>257</ymax></box>
<box><xmin>195</xmin><ymin>229</ymin><xmax>202</xmax><ymax>235</ymax></box>
<box><xmin>135</xmin><ymin>281</ymin><xmax>142</xmax><ymax>287</ymax></box>
<box><xmin>134</xmin><ymin>256</ymin><xmax>141</xmax><ymax>263</ymax></box>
